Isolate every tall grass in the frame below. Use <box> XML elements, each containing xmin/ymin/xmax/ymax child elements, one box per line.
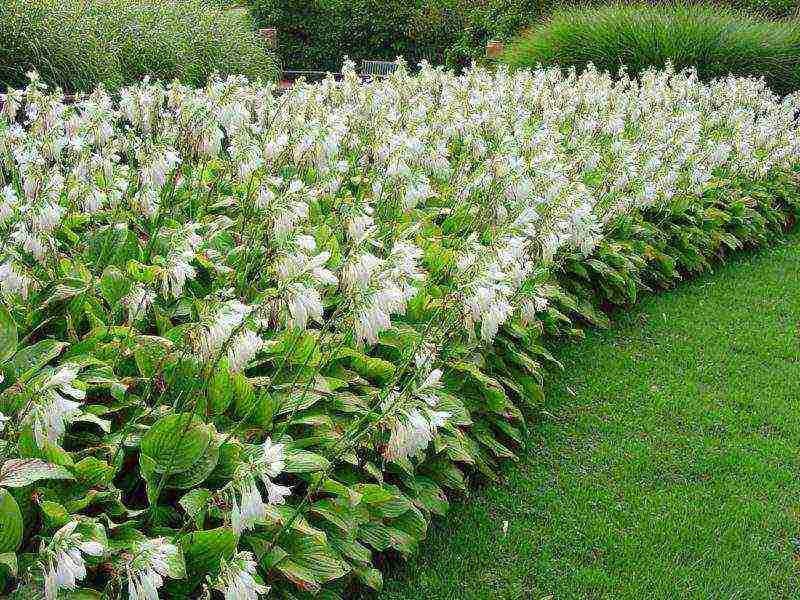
<box><xmin>0</xmin><ymin>0</ymin><xmax>279</xmax><ymax>93</ymax></box>
<box><xmin>502</xmin><ymin>3</ymin><xmax>800</xmax><ymax>95</ymax></box>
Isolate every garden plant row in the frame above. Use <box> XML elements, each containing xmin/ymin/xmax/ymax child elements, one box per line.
<box><xmin>0</xmin><ymin>63</ymin><xmax>798</xmax><ymax>600</ymax></box>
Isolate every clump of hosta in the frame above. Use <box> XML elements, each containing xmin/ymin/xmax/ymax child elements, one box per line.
<box><xmin>40</xmin><ymin>521</ymin><xmax>104</xmax><ymax>600</ymax></box>
<box><xmin>0</xmin><ymin>61</ymin><xmax>798</xmax><ymax>599</ymax></box>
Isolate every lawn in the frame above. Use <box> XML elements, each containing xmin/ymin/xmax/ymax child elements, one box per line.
<box><xmin>371</xmin><ymin>231</ymin><xmax>800</xmax><ymax>600</ymax></box>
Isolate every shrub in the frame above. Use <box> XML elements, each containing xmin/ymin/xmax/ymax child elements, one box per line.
<box><xmin>0</xmin><ymin>65</ymin><xmax>798</xmax><ymax>598</ymax></box>
<box><xmin>0</xmin><ymin>0</ymin><xmax>278</xmax><ymax>93</ymax></box>
<box><xmin>250</xmin><ymin>0</ymin><xmax>799</xmax><ymax>72</ymax></box>
<box><xmin>502</xmin><ymin>3</ymin><xmax>800</xmax><ymax>95</ymax></box>
<box><xmin>250</xmin><ymin>0</ymin><xmax>471</xmax><ymax>73</ymax></box>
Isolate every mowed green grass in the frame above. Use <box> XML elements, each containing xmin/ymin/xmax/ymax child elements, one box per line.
<box><xmin>370</xmin><ymin>231</ymin><xmax>800</xmax><ymax>600</ymax></box>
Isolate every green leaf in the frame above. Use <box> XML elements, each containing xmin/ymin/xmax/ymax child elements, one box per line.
<box><xmin>0</xmin><ymin>489</ymin><xmax>23</xmax><ymax>552</ymax></box>
<box><xmin>178</xmin><ymin>489</ymin><xmax>212</xmax><ymax>528</ymax></box>
<box><xmin>0</xmin><ymin>459</ymin><xmax>74</xmax><ymax>487</ymax></box>
<box><xmin>356</xmin><ymin>566</ymin><xmax>382</xmax><ymax>591</ymax></box>
<box><xmin>133</xmin><ymin>336</ymin><xmax>174</xmax><ymax>379</ymax></box>
<box><xmin>166</xmin><ymin>545</ymin><xmax>187</xmax><ymax>580</ymax></box>
<box><xmin>0</xmin><ymin>551</ymin><xmax>17</xmax><ymax>577</ymax></box>
<box><xmin>337</xmin><ymin>349</ymin><xmax>396</xmax><ymax>384</ymax></box>
<box><xmin>139</xmin><ymin>413</ymin><xmax>213</xmax><ymax>475</ymax></box>
<box><xmin>181</xmin><ymin>527</ymin><xmax>236</xmax><ymax>578</ymax></box>
<box><xmin>6</xmin><ymin>340</ymin><xmax>66</xmax><ymax>381</ymax></box>
<box><xmin>266</xmin><ymin>536</ymin><xmax>349</xmax><ymax>593</ymax></box>
<box><xmin>284</xmin><ymin>450</ymin><xmax>331</xmax><ymax>474</ymax></box>
<box><xmin>446</xmin><ymin>362</ymin><xmax>508</xmax><ymax>412</ymax></box>
<box><xmin>73</xmin><ymin>457</ymin><xmax>115</xmax><ymax>488</ymax></box>
<box><xmin>207</xmin><ymin>368</ymin><xmax>234</xmax><ymax>415</ymax></box>
<box><xmin>65</xmin><ymin>590</ymin><xmax>103</xmax><ymax>600</ymax></box>
<box><xmin>0</xmin><ymin>303</ymin><xmax>17</xmax><ymax>363</ymax></box>
<box><xmin>39</xmin><ymin>500</ymin><xmax>70</xmax><ymax>528</ymax></box>
<box><xmin>165</xmin><ymin>442</ymin><xmax>220</xmax><ymax>489</ymax></box>
<box><xmin>99</xmin><ymin>267</ymin><xmax>131</xmax><ymax>307</ymax></box>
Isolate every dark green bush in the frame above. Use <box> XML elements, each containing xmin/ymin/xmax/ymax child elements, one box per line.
<box><xmin>250</xmin><ymin>0</ymin><xmax>471</xmax><ymax>73</ymax></box>
<box><xmin>251</xmin><ymin>0</ymin><xmax>799</xmax><ymax>72</ymax></box>
<box><xmin>0</xmin><ymin>0</ymin><xmax>279</xmax><ymax>93</ymax></box>
<box><xmin>502</xmin><ymin>4</ymin><xmax>800</xmax><ymax>95</ymax></box>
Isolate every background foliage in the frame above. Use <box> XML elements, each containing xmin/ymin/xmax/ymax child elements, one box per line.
<box><xmin>250</xmin><ymin>0</ymin><xmax>800</xmax><ymax>72</ymax></box>
<box><xmin>502</xmin><ymin>4</ymin><xmax>800</xmax><ymax>95</ymax></box>
<box><xmin>0</xmin><ymin>0</ymin><xmax>278</xmax><ymax>93</ymax></box>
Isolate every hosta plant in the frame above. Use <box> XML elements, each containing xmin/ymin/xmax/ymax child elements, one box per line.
<box><xmin>0</xmin><ymin>62</ymin><xmax>798</xmax><ymax>599</ymax></box>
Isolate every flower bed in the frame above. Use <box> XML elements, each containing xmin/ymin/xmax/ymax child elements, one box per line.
<box><xmin>0</xmin><ymin>63</ymin><xmax>798</xmax><ymax>599</ymax></box>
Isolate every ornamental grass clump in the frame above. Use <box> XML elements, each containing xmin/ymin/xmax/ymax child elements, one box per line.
<box><xmin>0</xmin><ymin>62</ymin><xmax>798</xmax><ymax>598</ymax></box>
<box><xmin>502</xmin><ymin>3</ymin><xmax>800</xmax><ymax>95</ymax></box>
<box><xmin>0</xmin><ymin>0</ymin><xmax>278</xmax><ymax>93</ymax></box>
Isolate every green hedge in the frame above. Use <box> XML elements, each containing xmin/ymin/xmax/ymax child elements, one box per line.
<box><xmin>502</xmin><ymin>4</ymin><xmax>800</xmax><ymax>95</ymax></box>
<box><xmin>0</xmin><ymin>0</ymin><xmax>278</xmax><ymax>93</ymax></box>
<box><xmin>249</xmin><ymin>0</ymin><xmax>470</xmax><ymax>73</ymax></box>
<box><xmin>251</xmin><ymin>0</ymin><xmax>799</xmax><ymax>72</ymax></box>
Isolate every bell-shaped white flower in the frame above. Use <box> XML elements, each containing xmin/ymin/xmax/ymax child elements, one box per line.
<box><xmin>41</xmin><ymin>521</ymin><xmax>104</xmax><ymax>600</ymax></box>
<box><xmin>126</xmin><ymin>537</ymin><xmax>179</xmax><ymax>600</ymax></box>
<box><xmin>213</xmin><ymin>551</ymin><xmax>269</xmax><ymax>600</ymax></box>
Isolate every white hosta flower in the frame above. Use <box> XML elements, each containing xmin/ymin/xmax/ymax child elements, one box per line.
<box><xmin>126</xmin><ymin>537</ymin><xmax>179</xmax><ymax>600</ymax></box>
<box><xmin>276</xmin><ymin>249</ymin><xmax>337</xmax><ymax>287</ymax></box>
<box><xmin>0</xmin><ymin>412</ymin><xmax>8</xmax><ymax>432</ymax></box>
<box><xmin>284</xmin><ymin>282</ymin><xmax>323</xmax><ymax>330</ymax></box>
<box><xmin>231</xmin><ymin>477</ymin><xmax>266</xmax><ymax>535</ymax></box>
<box><xmin>231</xmin><ymin>438</ymin><xmax>290</xmax><ymax>534</ymax></box>
<box><xmin>520</xmin><ymin>295</ymin><xmax>549</xmax><ymax>324</ymax></box>
<box><xmin>0</xmin><ymin>184</ymin><xmax>18</xmax><ymax>222</ymax></box>
<box><xmin>384</xmin><ymin>407</ymin><xmax>449</xmax><ymax>461</ymax></box>
<box><xmin>199</xmin><ymin>300</ymin><xmax>253</xmax><ymax>360</ymax></box>
<box><xmin>124</xmin><ymin>284</ymin><xmax>156</xmax><ymax>323</ymax></box>
<box><xmin>42</xmin><ymin>521</ymin><xmax>104</xmax><ymax>600</ymax></box>
<box><xmin>354</xmin><ymin>300</ymin><xmax>391</xmax><ymax>346</ymax></box>
<box><xmin>133</xmin><ymin>187</ymin><xmax>160</xmax><ymax>218</ymax></box>
<box><xmin>346</xmin><ymin>214</ymin><xmax>375</xmax><ymax>246</ymax></box>
<box><xmin>213</xmin><ymin>551</ymin><xmax>269</xmax><ymax>600</ymax></box>
<box><xmin>273</xmin><ymin>200</ymin><xmax>308</xmax><ymax>236</ymax></box>
<box><xmin>464</xmin><ymin>284</ymin><xmax>514</xmax><ymax>343</ymax></box>
<box><xmin>256</xmin><ymin>437</ymin><xmax>285</xmax><ymax>479</ymax></box>
<box><xmin>342</xmin><ymin>252</ymin><xmax>381</xmax><ymax>290</ymax></box>
<box><xmin>161</xmin><ymin>253</ymin><xmax>196</xmax><ymax>298</ymax></box>
<box><xmin>31</xmin><ymin>201</ymin><xmax>65</xmax><ymax>233</ymax></box>
<box><xmin>227</xmin><ymin>329</ymin><xmax>265</xmax><ymax>372</ymax></box>
<box><xmin>141</xmin><ymin>149</ymin><xmax>181</xmax><ymax>189</ymax></box>
<box><xmin>28</xmin><ymin>364</ymin><xmax>86</xmax><ymax>447</ymax></box>
<box><xmin>265</xmin><ymin>479</ymin><xmax>292</xmax><ymax>505</ymax></box>
<box><xmin>0</xmin><ymin>262</ymin><xmax>31</xmax><ymax>299</ymax></box>
<box><xmin>11</xmin><ymin>226</ymin><xmax>47</xmax><ymax>261</ymax></box>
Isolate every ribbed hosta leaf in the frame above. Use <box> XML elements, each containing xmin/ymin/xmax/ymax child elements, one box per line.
<box><xmin>99</xmin><ymin>266</ymin><xmax>130</xmax><ymax>307</ymax></box>
<box><xmin>165</xmin><ymin>442</ymin><xmax>220</xmax><ymax>489</ymax></box>
<box><xmin>180</xmin><ymin>527</ymin><xmax>236</xmax><ymax>577</ymax></box>
<box><xmin>0</xmin><ymin>459</ymin><xmax>74</xmax><ymax>487</ymax></box>
<box><xmin>0</xmin><ymin>303</ymin><xmax>17</xmax><ymax>363</ymax></box>
<box><xmin>264</xmin><ymin>536</ymin><xmax>349</xmax><ymax>593</ymax></box>
<box><xmin>139</xmin><ymin>413</ymin><xmax>213</xmax><ymax>475</ymax></box>
<box><xmin>72</xmin><ymin>457</ymin><xmax>115</xmax><ymax>488</ymax></box>
<box><xmin>0</xmin><ymin>489</ymin><xmax>23</xmax><ymax>552</ymax></box>
<box><xmin>207</xmin><ymin>368</ymin><xmax>234</xmax><ymax>415</ymax></box>
<box><xmin>283</xmin><ymin>450</ymin><xmax>330</xmax><ymax>474</ymax></box>
<box><xmin>133</xmin><ymin>335</ymin><xmax>174</xmax><ymax>378</ymax></box>
<box><xmin>0</xmin><ymin>551</ymin><xmax>17</xmax><ymax>576</ymax></box>
<box><xmin>6</xmin><ymin>340</ymin><xmax>66</xmax><ymax>382</ymax></box>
